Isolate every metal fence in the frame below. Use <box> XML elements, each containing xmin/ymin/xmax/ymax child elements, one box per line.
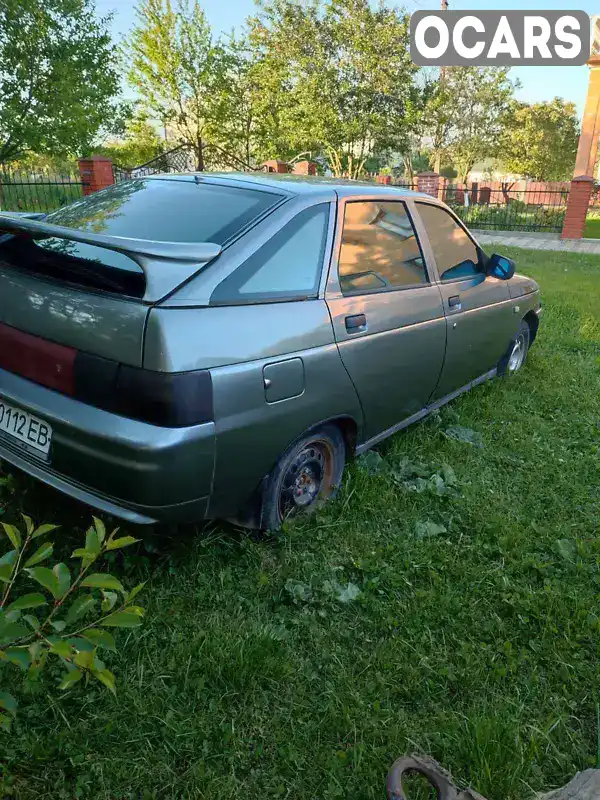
<box><xmin>114</xmin><ymin>142</ymin><xmax>261</xmax><ymax>182</ymax></box>
<box><xmin>0</xmin><ymin>167</ymin><xmax>86</xmax><ymax>213</ymax></box>
<box><xmin>445</xmin><ymin>184</ymin><xmax>569</xmax><ymax>233</ymax></box>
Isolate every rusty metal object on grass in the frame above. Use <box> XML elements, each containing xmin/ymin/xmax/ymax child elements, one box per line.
<box><xmin>386</xmin><ymin>754</ymin><xmax>487</xmax><ymax>800</ymax></box>
<box><xmin>386</xmin><ymin>755</ymin><xmax>600</xmax><ymax>800</ymax></box>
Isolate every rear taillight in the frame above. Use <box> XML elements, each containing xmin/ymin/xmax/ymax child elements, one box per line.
<box><xmin>0</xmin><ymin>322</ymin><xmax>213</xmax><ymax>428</ymax></box>
<box><xmin>0</xmin><ymin>321</ymin><xmax>76</xmax><ymax>394</ymax></box>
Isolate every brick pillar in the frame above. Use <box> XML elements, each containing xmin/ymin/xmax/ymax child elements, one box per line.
<box><xmin>78</xmin><ymin>156</ymin><xmax>114</xmax><ymax>196</ymax></box>
<box><xmin>438</xmin><ymin>176</ymin><xmax>449</xmax><ymax>202</ymax></box>
<box><xmin>263</xmin><ymin>159</ymin><xmax>290</xmax><ymax>174</ymax></box>
<box><xmin>561</xmin><ymin>176</ymin><xmax>594</xmax><ymax>240</ymax></box>
<box><xmin>416</xmin><ymin>171</ymin><xmax>440</xmax><ymax>197</ymax></box>
<box><xmin>375</xmin><ymin>174</ymin><xmax>392</xmax><ymax>185</ymax></box>
<box><xmin>292</xmin><ymin>160</ymin><xmax>317</xmax><ymax>176</ymax></box>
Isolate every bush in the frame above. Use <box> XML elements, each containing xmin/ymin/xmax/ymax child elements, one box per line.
<box><xmin>0</xmin><ymin>516</ymin><xmax>144</xmax><ymax>730</ymax></box>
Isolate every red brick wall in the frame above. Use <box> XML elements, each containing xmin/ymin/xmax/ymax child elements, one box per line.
<box><xmin>78</xmin><ymin>156</ymin><xmax>114</xmax><ymax>195</ymax></box>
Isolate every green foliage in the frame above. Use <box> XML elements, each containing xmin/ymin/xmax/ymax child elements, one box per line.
<box><xmin>500</xmin><ymin>98</ymin><xmax>579</xmax><ymax>181</ymax></box>
<box><xmin>96</xmin><ymin>111</ymin><xmax>166</xmax><ymax>169</ymax></box>
<box><xmin>0</xmin><ymin>0</ymin><xmax>121</xmax><ymax>164</ymax></box>
<box><xmin>246</xmin><ymin>0</ymin><xmax>422</xmax><ymax>176</ymax></box>
<box><xmin>0</xmin><ymin>516</ymin><xmax>144</xmax><ymax>730</ymax></box>
<box><xmin>125</xmin><ymin>0</ymin><xmax>230</xmax><ymax>170</ymax></box>
<box><xmin>427</xmin><ymin>67</ymin><xmax>517</xmax><ymax>182</ymax></box>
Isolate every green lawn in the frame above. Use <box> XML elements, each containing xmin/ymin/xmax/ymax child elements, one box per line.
<box><xmin>584</xmin><ymin>217</ymin><xmax>600</xmax><ymax>239</ymax></box>
<box><xmin>2</xmin><ymin>248</ymin><xmax>600</xmax><ymax>800</ymax></box>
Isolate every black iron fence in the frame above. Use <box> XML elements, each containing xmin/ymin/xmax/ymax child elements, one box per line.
<box><xmin>445</xmin><ymin>184</ymin><xmax>569</xmax><ymax>233</ymax></box>
<box><xmin>0</xmin><ymin>167</ymin><xmax>86</xmax><ymax>213</ymax></box>
<box><xmin>114</xmin><ymin>142</ymin><xmax>261</xmax><ymax>182</ymax></box>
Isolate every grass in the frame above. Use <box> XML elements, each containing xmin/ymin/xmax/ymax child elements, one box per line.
<box><xmin>584</xmin><ymin>216</ymin><xmax>600</xmax><ymax>240</ymax></box>
<box><xmin>1</xmin><ymin>247</ymin><xmax>600</xmax><ymax>799</ymax></box>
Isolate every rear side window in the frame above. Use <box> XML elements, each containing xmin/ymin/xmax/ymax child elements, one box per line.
<box><xmin>338</xmin><ymin>201</ymin><xmax>427</xmax><ymax>296</ymax></box>
<box><xmin>210</xmin><ymin>204</ymin><xmax>330</xmax><ymax>304</ymax></box>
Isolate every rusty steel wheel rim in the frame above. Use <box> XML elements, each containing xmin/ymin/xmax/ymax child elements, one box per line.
<box><xmin>278</xmin><ymin>438</ymin><xmax>336</xmax><ymax>521</ymax></box>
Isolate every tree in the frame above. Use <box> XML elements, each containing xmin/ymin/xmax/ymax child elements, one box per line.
<box><xmin>500</xmin><ymin>99</ymin><xmax>579</xmax><ymax>181</ymax></box>
<box><xmin>246</xmin><ymin>0</ymin><xmax>424</xmax><ymax>177</ymax></box>
<box><xmin>126</xmin><ymin>0</ymin><xmax>230</xmax><ymax>171</ymax></box>
<box><xmin>426</xmin><ymin>67</ymin><xmax>517</xmax><ymax>183</ymax></box>
<box><xmin>98</xmin><ymin>110</ymin><xmax>166</xmax><ymax>169</ymax></box>
<box><xmin>0</xmin><ymin>0</ymin><xmax>121</xmax><ymax>164</ymax></box>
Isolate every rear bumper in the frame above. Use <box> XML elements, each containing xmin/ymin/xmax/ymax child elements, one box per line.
<box><xmin>0</xmin><ymin>368</ymin><xmax>215</xmax><ymax>524</ymax></box>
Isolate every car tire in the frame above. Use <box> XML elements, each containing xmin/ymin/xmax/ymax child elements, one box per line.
<box><xmin>498</xmin><ymin>319</ymin><xmax>530</xmax><ymax>376</ymax></box>
<box><xmin>260</xmin><ymin>425</ymin><xmax>346</xmax><ymax>531</ymax></box>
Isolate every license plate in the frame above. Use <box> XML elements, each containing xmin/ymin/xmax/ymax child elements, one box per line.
<box><xmin>0</xmin><ymin>400</ymin><xmax>52</xmax><ymax>456</ymax></box>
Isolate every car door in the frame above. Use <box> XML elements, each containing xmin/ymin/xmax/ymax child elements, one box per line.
<box><xmin>413</xmin><ymin>200</ymin><xmax>518</xmax><ymax>401</ymax></box>
<box><xmin>325</xmin><ymin>195</ymin><xmax>446</xmax><ymax>443</ymax></box>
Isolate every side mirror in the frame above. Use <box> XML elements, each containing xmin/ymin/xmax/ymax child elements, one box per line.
<box><xmin>487</xmin><ymin>253</ymin><xmax>515</xmax><ymax>280</ymax></box>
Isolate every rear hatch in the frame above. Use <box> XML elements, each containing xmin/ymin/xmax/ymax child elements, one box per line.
<box><xmin>0</xmin><ymin>176</ymin><xmax>285</xmax><ymax>380</ymax></box>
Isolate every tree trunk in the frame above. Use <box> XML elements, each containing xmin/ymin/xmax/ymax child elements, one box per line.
<box><xmin>196</xmin><ymin>138</ymin><xmax>205</xmax><ymax>172</ymax></box>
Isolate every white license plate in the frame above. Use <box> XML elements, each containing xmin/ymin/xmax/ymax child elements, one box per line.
<box><xmin>0</xmin><ymin>400</ymin><xmax>52</xmax><ymax>456</ymax></box>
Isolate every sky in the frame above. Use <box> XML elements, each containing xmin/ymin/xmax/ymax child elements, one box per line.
<box><xmin>98</xmin><ymin>0</ymin><xmax>596</xmax><ymax>117</ymax></box>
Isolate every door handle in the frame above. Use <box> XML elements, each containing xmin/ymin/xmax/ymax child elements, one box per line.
<box><xmin>345</xmin><ymin>314</ymin><xmax>367</xmax><ymax>332</ymax></box>
<box><xmin>448</xmin><ymin>295</ymin><xmax>462</xmax><ymax>311</ymax></box>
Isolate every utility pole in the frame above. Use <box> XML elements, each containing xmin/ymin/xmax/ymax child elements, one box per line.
<box><xmin>433</xmin><ymin>0</ymin><xmax>449</xmax><ymax>173</ymax></box>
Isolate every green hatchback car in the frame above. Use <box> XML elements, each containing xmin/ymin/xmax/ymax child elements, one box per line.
<box><xmin>0</xmin><ymin>174</ymin><xmax>541</xmax><ymax>529</ymax></box>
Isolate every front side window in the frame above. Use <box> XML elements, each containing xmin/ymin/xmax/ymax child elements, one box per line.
<box><xmin>210</xmin><ymin>204</ymin><xmax>330</xmax><ymax>304</ymax></box>
<box><xmin>416</xmin><ymin>203</ymin><xmax>480</xmax><ymax>282</ymax></box>
<box><xmin>337</xmin><ymin>201</ymin><xmax>427</xmax><ymax>296</ymax></box>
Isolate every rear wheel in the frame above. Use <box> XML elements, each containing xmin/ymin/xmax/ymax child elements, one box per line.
<box><xmin>498</xmin><ymin>319</ymin><xmax>530</xmax><ymax>375</ymax></box>
<box><xmin>261</xmin><ymin>425</ymin><xmax>346</xmax><ymax>531</ymax></box>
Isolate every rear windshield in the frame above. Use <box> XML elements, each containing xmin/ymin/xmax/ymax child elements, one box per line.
<box><xmin>0</xmin><ymin>179</ymin><xmax>283</xmax><ymax>297</ymax></box>
<box><xmin>43</xmin><ymin>178</ymin><xmax>283</xmax><ymax>244</ymax></box>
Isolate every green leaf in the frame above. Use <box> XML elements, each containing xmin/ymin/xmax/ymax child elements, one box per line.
<box><xmin>23</xmin><ymin>541</ymin><xmax>54</xmax><ymax>568</ymax></box>
<box><xmin>126</xmin><ymin>582</ymin><xmax>146</xmax><ymax>603</ymax></box>
<box><xmin>92</xmin><ymin>517</ymin><xmax>106</xmax><ymax>544</ymax></box>
<box><xmin>0</xmin><ymin>691</ymin><xmax>17</xmax><ymax>716</ymax></box>
<box><xmin>82</xmin><ymin>573</ymin><xmax>124</xmax><ymax>593</ymax></box>
<box><xmin>82</xmin><ymin>628</ymin><xmax>116</xmax><ymax>652</ymax></box>
<box><xmin>441</xmin><ymin>463</ymin><xmax>458</xmax><ymax>486</ymax></box>
<box><xmin>414</xmin><ymin>520</ymin><xmax>448</xmax><ymax>539</ymax></box>
<box><xmin>0</xmin><ymin>712</ymin><xmax>12</xmax><ymax>731</ymax></box>
<box><xmin>6</xmin><ymin>593</ymin><xmax>47</xmax><ymax>612</ymax></box>
<box><xmin>65</xmin><ymin>594</ymin><xmax>96</xmax><ymax>624</ymax></box>
<box><xmin>554</xmin><ymin>538</ymin><xmax>577</xmax><ymax>561</ymax></box>
<box><xmin>101</xmin><ymin>591</ymin><xmax>118</xmax><ymax>612</ymax></box>
<box><xmin>336</xmin><ymin>582</ymin><xmax>361</xmax><ymax>603</ymax></box>
<box><xmin>58</xmin><ymin>668</ymin><xmax>83</xmax><ymax>690</ymax></box>
<box><xmin>101</xmin><ymin>611</ymin><xmax>143</xmax><ymax>628</ymax></box>
<box><xmin>49</xmin><ymin>640</ymin><xmax>72</xmax><ymax>658</ymax></box>
<box><xmin>2</xmin><ymin>648</ymin><xmax>31</xmax><ymax>669</ymax></box>
<box><xmin>71</xmin><ymin>548</ymin><xmax>99</xmax><ymax>563</ymax></box>
<box><xmin>67</xmin><ymin>636</ymin><xmax>95</xmax><ymax>652</ymax></box>
<box><xmin>0</xmin><ymin>550</ymin><xmax>17</xmax><ymax>583</ymax></box>
<box><xmin>106</xmin><ymin>536</ymin><xmax>139</xmax><ymax>551</ymax></box>
<box><xmin>26</xmin><ymin>566</ymin><xmax>60</xmax><ymax>599</ymax></box>
<box><xmin>22</xmin><ymin>614</ymin><xmax>40</xmax><ymax>632</ymax></box>
<box><xmin>31</xmin><ymin>523</ymin><xmax>59</xmax><ymax>540</ymax></box>
<box><xmin>74</xmin><ymin>649</ymin><xmax>95</xmax><ymax>670</ymax></box>
<box><xmin>50</xmin><ymin>620</ymin><xmax>67</xmax><ymax>632</ymax></box>
<box><xmin>53</xmin><ymin>563</ymin><xmax>71</xmax><ymax>599</ymax></box>
<box><xmin>357</xmin><ymin>450</ymin><xmax>387</xmax><ymax>475</ymax></box>
<box><xmin>21</xmin><ymin>515</ymin><xmax>34</xmax><ymax>537</ymax></box>
<box><xmin>2</xmin><ymin>523</ymin><xmax>21</xmax><ymax>550</ymax></box>
<box><xmin>0</xmin><ymin>622</ymin><xmax>30</xmax><ymax>644</ymax></box>
<box><xmin>84</xmin><ymin>526</ymin><xmax>101</xmax><ymax>555</ymax></box>
<box><xmin>93</xmin><ymin>667</ymin><xmax>116</xmax><ymax>695</ymax></box>
<box><xmin>444</xmin><ymin>425</ymin><xmax>484</xmax><ymax>447</ymax></box>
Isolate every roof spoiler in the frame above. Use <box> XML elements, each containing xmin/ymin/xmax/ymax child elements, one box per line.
<box><xmin>0</xmin><ymin>213</ymin><xmax>222</xmax><ymax>301</ymax></box>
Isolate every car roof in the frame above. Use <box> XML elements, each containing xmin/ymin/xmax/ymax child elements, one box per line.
<box><xmin>146</xmin><ymin>171</ymin><xmax>434</xmax><ymax>201</ymax></box>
